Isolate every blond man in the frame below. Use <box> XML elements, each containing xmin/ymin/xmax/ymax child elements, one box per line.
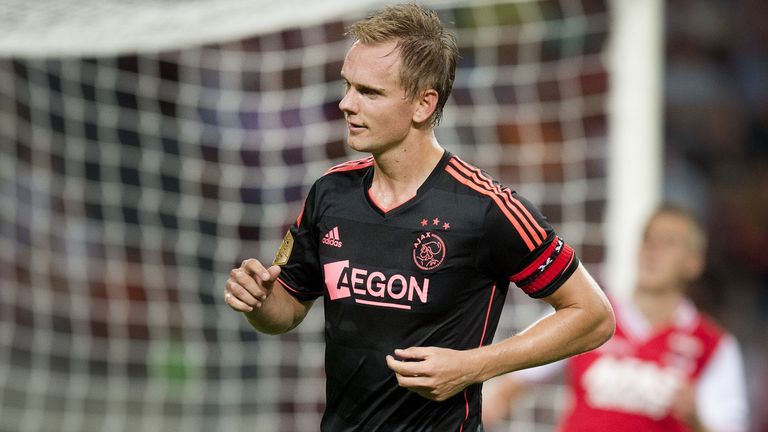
<box><xmin>226</xmin><ymin>5</ymin><xmax>614</xmax><ymax>431</ymax></box>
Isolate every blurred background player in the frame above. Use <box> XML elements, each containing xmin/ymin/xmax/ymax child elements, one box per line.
<box><xmin>483</xmin><ymin>203</ymin><xmax>749</xmax><ymax>432</ymax></box>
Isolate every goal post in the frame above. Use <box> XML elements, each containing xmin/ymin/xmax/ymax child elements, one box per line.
<box><xmin>605</xmin><ymin>0</ymin><xmax>664</xmax><ymax>300</ymax></box>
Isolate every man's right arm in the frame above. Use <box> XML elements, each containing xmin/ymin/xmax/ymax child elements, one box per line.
<box><xmin>225</xmin><ymin>258</ymin><xmax>314</xmax><ymax>334</ymax></box>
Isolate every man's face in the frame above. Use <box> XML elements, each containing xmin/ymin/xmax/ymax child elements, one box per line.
<box><xmin>338</xmin><ymin>41</ymin><xmax>418</xmax><ymax>154</ymax></box>
<box><xmin>636</xmin><ymin>213</ymin><xmax>703</xmax><ymax>293</ymax></box>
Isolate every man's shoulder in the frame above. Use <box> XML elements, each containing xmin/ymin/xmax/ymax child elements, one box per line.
<box><xmin>310</xmin><ymin>156</ymin><xmax>374</xmax><ymax>191</ymax></box>
<box><xmin>693</xmin><ymin>310</ymin><xmax>731</xmax><ymax>342</ymax></box>
<box><xmin>323</xmin><ymin>156</ymin><xmax>375</xmax><ymax>177</ymax></box>
<box><xmin>444</xmin><ymin>154</ymin><xmax>502</xmax><ymax>183</ymax></box>
<box><xmin>442</xmin><ymin>154</ymin><xmax>514</xmax><ymax>200</ymax></box>
<box><xmin>442</xmin><ymin>154</ymin><xmax>551</xmax><ymax>238</ymax></box>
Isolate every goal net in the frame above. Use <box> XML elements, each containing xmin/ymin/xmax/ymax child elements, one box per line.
<box><xmin>0</xmin><ymin>1</ymin><xmax>619</xmax><ymax>431</ymax></box>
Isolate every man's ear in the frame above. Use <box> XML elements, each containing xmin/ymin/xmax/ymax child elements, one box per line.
<box><xmin>412</xmin><ymin>89</ymin><xmax>439</xmax><ymax>124</ymax></box>
<box><xmin>683</xmin><ymin>254</ymin><xmax>705</xmax><ymax>282</ymax></box>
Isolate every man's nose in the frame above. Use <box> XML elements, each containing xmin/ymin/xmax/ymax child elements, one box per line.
<box><xmin>339</xmin><ymin>89</ymin><xmax>357</xmax><ymax>114</ymax></box>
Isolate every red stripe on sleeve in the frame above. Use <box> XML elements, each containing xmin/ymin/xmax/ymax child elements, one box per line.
<box><xmin>445</xmin><ymin>164</ymin><xmax>536</xmax><ymax>251</ymax></box>
<box><xmin>500</xmin><ymin>188</ymin><xmax>547</xmax><ymax>241</ymax></box>
<box><xmin>448</xmin><ymin>158</ymin><xmax>545</xmax><ymax>244</ymax></box>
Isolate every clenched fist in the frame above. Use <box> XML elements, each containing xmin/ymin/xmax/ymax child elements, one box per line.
<box><xmin>224</xmin><ymin>258</ymin><xmax>282</xmax><ymax>312</ymax></box>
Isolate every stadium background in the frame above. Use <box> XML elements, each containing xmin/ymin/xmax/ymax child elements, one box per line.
<box><xmin>1</xmin><ymin>0</ymin><xmax>766</xmax><ymax>431</ymax></box>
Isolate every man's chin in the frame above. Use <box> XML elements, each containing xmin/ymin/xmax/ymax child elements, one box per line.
<box><xmin>346</xmin><ymin>138</ymin><xmax>371</xmax><ymax>154</ymax></box>
<box><xmin>635</xmin><ymin>279</ymin><xmax>673</xmax><ymax>294</ymax></box>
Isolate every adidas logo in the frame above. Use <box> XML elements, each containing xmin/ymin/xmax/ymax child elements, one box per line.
<box><xmin>322</xmin><ymin>226</ymin><xmax>343</xmax><ymax>248</ymax></box>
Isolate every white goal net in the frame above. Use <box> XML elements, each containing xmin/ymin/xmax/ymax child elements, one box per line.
<box><xmin>0</xmin><ymin>1</ymin><xmax>620</xmax><ymax>431</ymax></box>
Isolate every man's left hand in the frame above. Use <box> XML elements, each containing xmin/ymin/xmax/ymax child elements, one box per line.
<box><xmin>385</xmin><ymin>346</ymin><xmax>478</xmax><ymax>401</ymax></box>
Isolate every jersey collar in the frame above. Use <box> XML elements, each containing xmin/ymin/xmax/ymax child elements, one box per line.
<box><xmin>362</xmin><ymin>150</ymin><xmax>452</xmax><ymax>216</ymax></box>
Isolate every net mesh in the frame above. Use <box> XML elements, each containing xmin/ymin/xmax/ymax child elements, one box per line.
<box><xmin>0</xmin><ymin>1</ymin><xmax>610</xmax><ymax>431</ymax></box>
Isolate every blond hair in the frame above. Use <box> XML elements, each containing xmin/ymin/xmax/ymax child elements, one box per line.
<box><xmin>347</xmin><ymin>4</ymin><xmax>458</xmax><ymax>126</ymax></box>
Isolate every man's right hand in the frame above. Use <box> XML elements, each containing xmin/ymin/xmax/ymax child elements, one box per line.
<box><xmin>225</xmin><ymin>259</ymin><xmax>282</xmax><ymax>313</ymax></box>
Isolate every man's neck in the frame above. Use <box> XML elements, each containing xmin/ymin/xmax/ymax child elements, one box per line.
<box><xmin>632</xmin><ymin>286</ymin><xmax>686</xmax><ymax>329</ymax></box>
<box><xmin>369</xmin><ymin>133</ymin><xmax>444</xmax><ymax>211</ymax></box>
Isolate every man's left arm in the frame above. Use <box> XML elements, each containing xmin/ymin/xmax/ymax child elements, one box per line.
<box><xmin>386</xmin><ymin>263</ymin><xmax>615</xmax><ymax>401</ymax></box>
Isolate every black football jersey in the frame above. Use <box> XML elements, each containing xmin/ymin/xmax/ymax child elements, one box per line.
<box><xmin>276</xmin><ymin>151</ymin><xmax>578</xmax><ymax>431</ymax></box>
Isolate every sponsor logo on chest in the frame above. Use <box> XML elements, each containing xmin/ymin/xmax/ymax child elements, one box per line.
<box><xmin>319</xmin><ymin>219</ymin><xmax>453</xmax><ymax>309</ymax></box>
<box><xmin>323</xmin><ymin>260</ymin><xmax>429</xmax><ymax>310</ymax></box>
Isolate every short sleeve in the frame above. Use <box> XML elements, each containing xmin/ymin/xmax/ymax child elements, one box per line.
<box><xmin>477</xmin><ymin>190</ymin><xmax>579</xmax><ymax>298</ymax></box>
<box><xmin>275</xmin><ymin>183</ymin><xmax>324</xmax><ymax>301</ymax></box>
<box><xmin>696</xmin><ymin>334</ymin><xmax>749</xmax><ymax>432</ymax></box>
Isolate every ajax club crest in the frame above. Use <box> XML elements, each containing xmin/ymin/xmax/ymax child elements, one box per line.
<box><xmin>412</xmin><ymin>232</ymin><xmax>446</xmax><ymax>271</ymax></box>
